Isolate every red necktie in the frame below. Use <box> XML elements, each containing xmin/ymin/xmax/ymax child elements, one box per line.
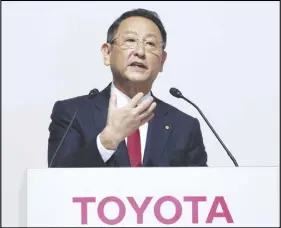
<box><xmin>127</xmin><ymin>129</ymin><xmax>142</xmax><ymax>167</ymax></box>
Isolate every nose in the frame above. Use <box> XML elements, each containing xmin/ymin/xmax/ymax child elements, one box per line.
<box><xmin>133</xmin><ymin>41</ymin><xmax>146</xmax><ymax>58</ymax></box>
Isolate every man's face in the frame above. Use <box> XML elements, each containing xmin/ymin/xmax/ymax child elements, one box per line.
<box><xmin>102</xmin><ymin>16</ymin><xmax>167</xmax><ymax>85</ymax></box>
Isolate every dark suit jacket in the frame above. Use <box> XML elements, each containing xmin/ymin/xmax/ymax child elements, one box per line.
<box><xmin>48</xmin><ymin>83</ymin><xmax>208</xmax><ymax>167</ymax></box>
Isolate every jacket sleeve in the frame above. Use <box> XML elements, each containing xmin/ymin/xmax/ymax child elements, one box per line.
<box><xmin>47</xmin><ymin>101</ymin><xmax>106</xmax><ymax>167</ymax></box>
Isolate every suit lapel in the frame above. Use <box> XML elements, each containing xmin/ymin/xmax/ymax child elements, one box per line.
<box><xmin>143</xmin><ymin>97</ymin><xmax>172</xmax><ymax>166</ymax></box>
<box><xmin>90</xmin><ymin>83</ymin><xmax>131</xmax><ymax>167</ymax></box>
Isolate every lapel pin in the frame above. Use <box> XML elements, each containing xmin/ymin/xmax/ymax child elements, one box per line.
<box><xmin>165</xmin><ymin>125</ymin><xmax>170</xmax><ymax>130</ymax></box>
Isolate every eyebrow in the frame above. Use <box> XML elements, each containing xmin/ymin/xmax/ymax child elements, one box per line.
<box><xmin>123</xmin><ymin>30</ymin><xmax>159</xmax><ymax>39</ymax></box>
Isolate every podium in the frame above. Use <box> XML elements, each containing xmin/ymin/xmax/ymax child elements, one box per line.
<box><xmin>26</xmin><ymin>167</ymin><xmax>279</xmax><ymax>227</ymax></box>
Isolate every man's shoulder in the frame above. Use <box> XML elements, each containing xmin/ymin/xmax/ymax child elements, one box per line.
<box><xmin>156</xmin><ymin>97</ymin><xmax>197</xmax><ymax>122</ymax></box>
<box><xmin>57</xmin><ymin>94</ymin><xmax>89</xmax><ymax>106</ymax></box>
<box><xmin>51</xmin><ymin>94</ymin><xmax>92</xmax><ymax>116</ymax></box>
<box><xmin>55</xmin><ymin>84</ymin><xmax>110</xmax><ymax>109</ymax></box>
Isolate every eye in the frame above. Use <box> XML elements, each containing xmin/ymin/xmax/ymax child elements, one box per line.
<box><xmin>146</xmin><ymin>41</ymin><xmax>157</xmax><ymax>47</ymax></box>
<box><xmin>124</xmin><ymin>37</ymin><xmax>137</xmax><ymax>43</ymax></box>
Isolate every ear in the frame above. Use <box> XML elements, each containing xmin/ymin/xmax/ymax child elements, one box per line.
<box><xmin>160</xmin><ymin>50</ymin><xmax>167</xmax><ymax>72</ymax></box>
<box><xmin>101</xmin><ymin>43</ymin><xmax>112</xmax><ymax>66</ymax></box>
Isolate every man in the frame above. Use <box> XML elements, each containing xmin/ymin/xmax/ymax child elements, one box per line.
<box><xmin>48</xmin><ymin>8</ymin><xmax>208</xmax><ymax>167</ymax></box>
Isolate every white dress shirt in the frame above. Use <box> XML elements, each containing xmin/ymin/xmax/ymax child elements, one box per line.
<box><xmin>96</xmin><ymin>83</ymin><xmax>152</xmax><ymax>163</ymax></box>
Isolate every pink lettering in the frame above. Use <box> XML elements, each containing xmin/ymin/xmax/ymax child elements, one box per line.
<box><xmin>97</xmin><ymin>196</ymin><xmax>126</xmax><ymax>225</ymax></box>
<box><xmin>154</xmin><ymin>196</ymin><xmax>182</xmax><ymax>224</ymax></box>
<box><xmin>184</xmin><ymin>196</ymin><xmax>206</xmax><ymax>223</ymax></box>
<box><xmin>127</xmin><ymin>196</ymin><xmax>153</xmax><ymax>224</ymax></box>
<box><xmin>72</xmin><ymin>197</ymin><xmax>96</xmax><ymax>225</ymax></box>
<box><xmin>72</xmin><ymin>195</ymin><xmax>234</xmax><ymax>225</ymax></box>
<box><xmin>206</xmin><ymin>196</ymin><xmax>234</xmax><ymax>223</ymax></box>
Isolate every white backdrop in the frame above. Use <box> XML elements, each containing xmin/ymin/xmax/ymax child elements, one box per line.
<box><xmin>2</xmin><ymin>1</ymin><xmax>280</xmax><ymax>227</ymax></box>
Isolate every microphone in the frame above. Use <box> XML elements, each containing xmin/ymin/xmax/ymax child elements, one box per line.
<box><xmin>49</xmin><ymin>88</ymin><xmax>99</xmax><ymax>167</ymax></box>
<box><xmin>169</xmin><ymin>87</ymin><xmax>239</xmax><ymax>167</ymax></box>
<box><xmin>88</xmin><ymin>88</ymin><xmax>99</xmax><ymax>98</ymax></box>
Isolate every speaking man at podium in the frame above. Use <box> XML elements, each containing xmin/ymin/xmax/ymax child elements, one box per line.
<box><xmin>48</xmin><ymin>8</ymin><xmax>208</xmax><ymax>168</ymax></box>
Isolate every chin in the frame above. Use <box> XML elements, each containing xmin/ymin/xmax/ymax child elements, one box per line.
<box><xmin>128</xmin><ymin>76</ymin><xmax>151</xmax><ymax>84</ymax></box>
<box><xmin>125</xmin><ymin>72</ymin><xmax>150</xmax><ymax>82</ymax></box>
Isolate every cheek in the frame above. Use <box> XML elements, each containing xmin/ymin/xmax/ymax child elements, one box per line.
<box><xmin>149</xmin><ymin>58</ymin><xmax>162</xmax><ymax>72</ymax></box>
<box><xmin>111</xmin><ymin>51</ymin><xmax>130</xmax><ymax>68</ymax></box>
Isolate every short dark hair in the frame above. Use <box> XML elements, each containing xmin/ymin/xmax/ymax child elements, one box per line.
<box><xmin>107</xmin><ymin>8</ymin><xmax>167</xmax><ymax>49</ymax></box>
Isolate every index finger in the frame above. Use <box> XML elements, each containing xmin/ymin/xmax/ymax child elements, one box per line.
<box><xmin>128</xmin><ymin>92</ymin><xmax>144</xmax><ymax>108</ymax></box>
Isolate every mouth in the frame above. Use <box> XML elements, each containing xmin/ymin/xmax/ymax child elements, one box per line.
<box><xmin>128</xmin><ymin>61</ymin><xmax>148</xmax><ymax>70</ymax></box>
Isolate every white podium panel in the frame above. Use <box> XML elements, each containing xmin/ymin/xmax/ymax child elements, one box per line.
<box><xmin>27</xmin><ymin>167</ymin><xmax>279</xmax><ymax>227</ymax></box>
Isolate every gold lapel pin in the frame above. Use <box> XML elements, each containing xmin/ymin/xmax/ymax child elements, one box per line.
<box><xmin>165</xmin><ymin>125</ymin><xmax>170</xmax><ymax>130</ymax></box>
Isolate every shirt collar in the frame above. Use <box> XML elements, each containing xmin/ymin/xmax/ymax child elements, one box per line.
<box><xmin>111</xmin><ymin>83</ymin><xmax>152</xmax><ymax>108</ymax></box>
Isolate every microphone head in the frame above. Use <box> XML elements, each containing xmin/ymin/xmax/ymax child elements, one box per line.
<box><xmin>169</xmin><ymin>87</ymin><xmax>183</xmax><ymax>98</ymax></box>
<box><xmin>89</xmin><ymin>88</ymin><xmax>99</xmax><ymax>98</ymax></box>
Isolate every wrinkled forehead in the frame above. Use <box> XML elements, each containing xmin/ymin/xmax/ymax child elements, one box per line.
<box><xmin>116</xmin><ymin>16</ymin><xmax>163</xmax><ymax>41</ymax></box>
